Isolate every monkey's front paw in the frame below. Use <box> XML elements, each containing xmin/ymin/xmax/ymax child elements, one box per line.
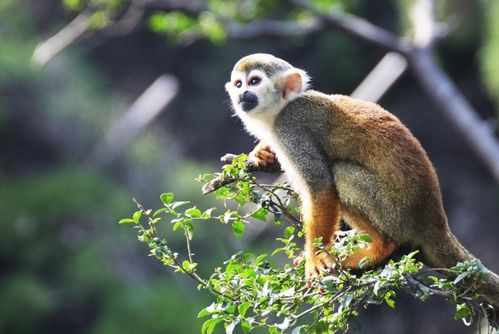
<box><xmin>249</xmin><ymin>144</ymin><xmax>276</xmax><ymax>167</ymax></box>
<box><xmin>305</xmin><ymin>252</ymin><xmax>335</xmax><ymax>283</ymax></box>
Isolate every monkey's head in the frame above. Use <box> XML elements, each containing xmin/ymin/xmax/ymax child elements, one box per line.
<box><xmin>225</xmin><ymin>53</ymin><xmax>310</xmax><ymax>119</ymax></box>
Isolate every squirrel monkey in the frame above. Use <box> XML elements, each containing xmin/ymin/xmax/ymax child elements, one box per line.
<box><xmin>225</xmin><ymin>53</ymin><xmax>499</xmax><ymax>309</ymax></box>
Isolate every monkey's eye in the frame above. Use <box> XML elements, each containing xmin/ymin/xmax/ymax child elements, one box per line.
<box><xmin>249</xmin><ymin>77</ymin><xmax>261</xmax><ymax>86</ymax></box>
<box><xmin>234</xmin><ymin>80</ymin><xmax>242</xmax><ymax>88</ymax></box>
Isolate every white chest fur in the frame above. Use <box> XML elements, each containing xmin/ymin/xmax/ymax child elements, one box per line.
<box><xmin>239</xmin><ymin>112</ymin><xmax>309</xmax><ymax>196</ymax></box>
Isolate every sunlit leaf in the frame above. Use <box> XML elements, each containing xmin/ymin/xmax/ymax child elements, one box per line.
<box><xmin>238</xmin><ymin>302</ymin><xmax>251</xmax><ymax>317</ymax></box>
<box><xmin>232</xmin><ymin>219</ymin><xmax>245</xmax><ymax>237</ymax></box>
<box><xmin>160</xmin><ymin>192</ymin><xmax>174</xmax><ymax>204</ymax></box>
<box><xmin>118</xmin><ymin>218</ymin><xmax>136</xmax><ymax>224</ymax></box>
<box><xmin>185</xmin><ymin>207</ymin><xmax>202</xmax><ymax>218</ymax></box>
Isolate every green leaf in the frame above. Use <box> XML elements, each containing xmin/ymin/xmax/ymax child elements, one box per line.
<box><xmin>185</xmin><ymin>222</ymin><xmax>194</xmax><ymax>239</ymax></box>
<box><xmin>384</xmin><ymin>291</ymin><xmax>396</xmax><ymax>308</ymax></box>
<box><xmin>232</xmin><ymin>219</ymin><xmax>245</xmax><ymax>238</ymax></box>
<box><xmin>63</xmin><ymin>0</ymin><xmax>83</xmax><ymax>10</ymax></box>
<box><xmin>132</xmin><ymin>211</ymin><xmax>142</xmax><ymax>222</ymax></box>
<box><xmin>160</xmin><ymin>192</ymin><xmax>174</xmax><ymax>204</ymax></box>
<box><xmin>427</xmin><ymin>275</ymin><xmax>440</xmax><ymax>285</ymax></box>
<box><xmin>357</xmin><ymin>233</ymin><xmax>372</xmax><ymax>243</ymax></box>
<box><xmin>385</xmin><ymin>296</ymin><xmax>395</xmax><ymax>308</ymax></box>
<box><xmin>271</xmin><ymin>247</ymin><xmax>285</xmax><ymax>256</ymax></box>
<box><xmin>359</xmin><ymin>256</ymin><xmax>370</xmax><ymax>269</ymax></box>
<box><xmin>250</xmin><ymin>207</ymin><xmax>267</xmax><ymax>221</ymax></box>
<box><xmin>201</xmin><ymin>208</ymin><xmax>215</xmax><ymax>218</ymax></box>
<box><xmin>405</xmin><ymin>250</ymin><xmax>420</xmax><ymax>259</ymax></box>
<box><xmin>201</xmin><ymin>318</ymin><xmax>217</xmax><ymax>334</ymax></box>
<box><xmin>197</xmin><ymin>308</ymin><xmax>212</xmax><ymax>318</ymax></box>
<box><xmin>118</xmin><ymin>218</ymin><xmax>136</xmax><ymax>224</ymax></box>
<box><xmin>199</xmin><ymin>12</ymin><xmax>227</xmax><ymax>44</ymax></box>
<box><xmin>340</xmin><ymin>293</ymin><xmax>354</xmax><ymax>308</ymax></box>
<box><xmin>148</xmin><ymin>12</ymin><xmax>168</xmax><ymax>33</ymax></box>
<box><xmin>182</xmin><ymin>260</ymin><xmax>191</xmax><ymax>271</ymax></box>
<box><xmin>150</xmin><ymin>218</ymin><xmax>161</xmax><ymax>225</ymax></box>
<box><xmin>238</xmin><ymin>302</ymin><xmax>251</xmax><ymax>317</ymax></box>
<box><xmin>156</xmin><ymin>11</ymin><xmax>197</xmax><ymax>37</ymax></box>
<box><xmin>276</xmin><ymin>317</ymin><xmax>291</xmax><ymax>330</ymax></box>
<box><xmin>182</xmin><ymin>260</ymin><xmax>197</xmax><ymax>272</ymax></box>
<box><xmin>269</xmin><ymin>326</ymin><xmax>280</xmax><ymax>334</ymax></box>
<box><xmin>223</xmin><ymin>210</ymin><xmax>232</xmax><ymax>224</ymax></box>
<box><xmin>241</xmin><ymin>319</ymin><xmax>252</xmax><ymax>333</ymax></box>
<box><xmin>172</xmin><ymin>201</ymin><xmax>190</xmax><ymax>209</ymax></box>
<box><xmin>255</xmin><ymin>254</ymin><xmax>268</xmax><ymax>266</ymax></box>
<box><xmin>283</xmin><ymin>226</ymin><xmax>295</xmax><ymax>238</ymax></box>
<box><xmin>89</xmin><ymin>10</ymin><xmax>109</xmax><ymax>29</ymax></box>
<box><xmin>153</xmin><ymin>208</ymin><xmax>168</xmax><ymax>217</ymax></box>
<box><xmin>453</xmin><ymin>272</ymin><xmax>470</xmax><ymax>285</ymax></box>
<box><xmin>280</xmin><ymin>287</ymin><xmax>295</xmax><ymax>298</ymax></box>
<box><xmin>454</xmin><ymin>303</ymin><xmax>471</xmax><ymax>320</ymax></box>
<box><xmin>185</xmin><ymin>207</ymin><xmax>202</xmax><ymax>218</ymax></box>
<box><xmin>291</xmin><ymin>325</ymin><xmax>305</xmax><ymax>334</ymax></box>
<box><xmin>226</xmin><ymin>319</ymin><xmax>239</xmax><ymax>334</ymax></box>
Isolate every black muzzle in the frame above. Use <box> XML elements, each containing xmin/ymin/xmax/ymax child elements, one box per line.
<box><xmin>239</xmin><ymin>91</ymin><xmax>258</xmax><ymax>112</ymax></box>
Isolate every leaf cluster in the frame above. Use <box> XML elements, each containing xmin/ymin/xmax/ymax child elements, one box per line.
<box><xmin>119</xmin><ymin>155</ymin><xmax>495</xmax><ymax>333</ymax></box>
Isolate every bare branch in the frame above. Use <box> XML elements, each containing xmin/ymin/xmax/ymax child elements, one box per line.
<box><xmin>93</xmin><ymin>75</ymin><xmax>179</xmax><ymax>166</ymax></box>
<box><xmin>350</xmin><ymin>52</ymin><xmax>408</xmax><ymax>102</ymax></box>
<box><xmin>225</xmin><ymin>18</ymin><xmax>325</xmax><ymax>39</ymax></box>
<box><xmin>141</xmin><ymin>0</ymin><xmax>208</xmax><ymax>13</ymax></box>
<box><xmin>408</xmin><ymin>51</ymin><xmax>499</xmax><ymax>180</ymax></box>
<box><xmin>289</xmin><ymin>0</ymin><xmax>412</xmax><ymax>54</ymax></box>
<box><xmin>410</xmin><ymin>0</ymin><xmax>437</xmax><ymax>48</ymax></box>
<box><xmin>32</xmin><ymin>11</ymin><xmax>91</xmax><ymax>67</ymax></box>
<box><xmin>102</xmin><ymin>3</ymin><xmax>146</xmax><ymax>36</ymax></box>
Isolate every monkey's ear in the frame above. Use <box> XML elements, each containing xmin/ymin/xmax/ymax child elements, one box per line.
<box><xmin>280</xmin><ymin>69</ymin><xmax>310</xmax><ymax>100</ymax></box>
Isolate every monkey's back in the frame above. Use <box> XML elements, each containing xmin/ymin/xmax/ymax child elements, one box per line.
<box><xmin>279</xmin><ymin>92</ymin><xmax>449</xmax><ymax>245</ymax></box>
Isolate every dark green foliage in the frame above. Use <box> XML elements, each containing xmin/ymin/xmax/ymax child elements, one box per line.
<box><xmin>0</xmin><ymin>169</ymin><xmax>123</xmax><ymax>333</ymax></box>
<box><xmin>122</xmin><ymin>155</ymin><xmax>494</xmax><ymax>333</ymax></box>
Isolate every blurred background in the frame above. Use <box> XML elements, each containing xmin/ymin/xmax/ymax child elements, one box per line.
<box><xmin>1</xmin><ymin>0</ymin><xmax>498</xmax><ymax>333</ymax></box>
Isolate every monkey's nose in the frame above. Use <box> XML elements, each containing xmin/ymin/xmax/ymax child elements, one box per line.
<box><xmin>239</xmin><ymin>91</ymin><xmax>257</xmax><ymax>102</ymax></box>
<box><xmin>238</xmin><ymin>91</ymin><xmax>258</xmax><ymax>112</ymax></box>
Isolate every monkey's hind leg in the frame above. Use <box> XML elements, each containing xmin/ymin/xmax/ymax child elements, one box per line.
<box><xmin>302</xmin><ymin>188</ymin><xmax>341</xmax><ymax>278</ymax></box>
<box><xmin>341</xmin><ymin>210</ymin><xmax>397</xmax><ymax>269</ymax></box>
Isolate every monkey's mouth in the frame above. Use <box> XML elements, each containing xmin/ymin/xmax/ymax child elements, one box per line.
<box><xmin>239</xmin><ymin>93</ymin><xmax>258</xmax><ymax>112</ymax></box>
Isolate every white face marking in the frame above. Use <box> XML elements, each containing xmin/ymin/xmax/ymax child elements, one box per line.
<box><xmin>225</xmin><ymin>69</ymin><xmax>285</xmax><ymax>142</ymax></box>
<box><xmin>225</xmin><ymin>70</ymin><xmax>281</xmax><ymax>116</ymax></box>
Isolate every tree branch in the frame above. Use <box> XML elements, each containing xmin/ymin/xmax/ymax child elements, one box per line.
<box><xmin>202</xmin><ymin>154</ymin><xmax>282</xmax><ymax>194</ymax></box>
<box><xmin>350</xmin><ymin>52</ymin><xmax>408</xmax><ymax>102</ymax></box>
<box><xmin>32</xmin><ymin>11</ymin><xmax>91</xmax><ymax>67</ymax></box>
<box><xmin>225</xmin><ymin>18</ymin><xmax>326</xmax><ymax>39</ymax></box>
<box><xmin>289</xmin><ymin>0</ymin><xmax>412</xmax><ymax>54</ymax></box>
<box><xmin>93</xmin><ymin>75</ymin><xmax>179</xmax><ymax>166</ymax></box>
<box><xmin>408</xmin><ymin>51</ymin><xmax>499</xmax><ymax>180</ymax></box>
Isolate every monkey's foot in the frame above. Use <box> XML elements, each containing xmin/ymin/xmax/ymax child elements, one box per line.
<box><xmin>305</xmin><ymin>252</ymin><xmax>336</xmax><ymax>282</ymax></box>
<box><xmin>249</xmin><ymin>143</ymin><xmax>276</xmax><ymax>167</ymax></box>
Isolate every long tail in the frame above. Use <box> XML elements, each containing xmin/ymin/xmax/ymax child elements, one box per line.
<box><xmin>422</xmin><ymin>231</ymin><xmax>499</xmax><ymax>323</ymax></box>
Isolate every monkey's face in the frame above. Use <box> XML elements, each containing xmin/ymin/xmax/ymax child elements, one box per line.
<box><xmin>225</xmin><ymin>69</ymin><xmax>281</xmax><ymax>116</ymax></box>
<box><xmin>225</xmin><ymin>54</ymin><xmax>311</xmax><ymax>130</ymax></box>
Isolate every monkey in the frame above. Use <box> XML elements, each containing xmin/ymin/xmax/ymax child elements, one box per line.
<box><xmin>225</xmin><ymin>53</ymin><xmax>499</xmax><ymax>312</ymax></box>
